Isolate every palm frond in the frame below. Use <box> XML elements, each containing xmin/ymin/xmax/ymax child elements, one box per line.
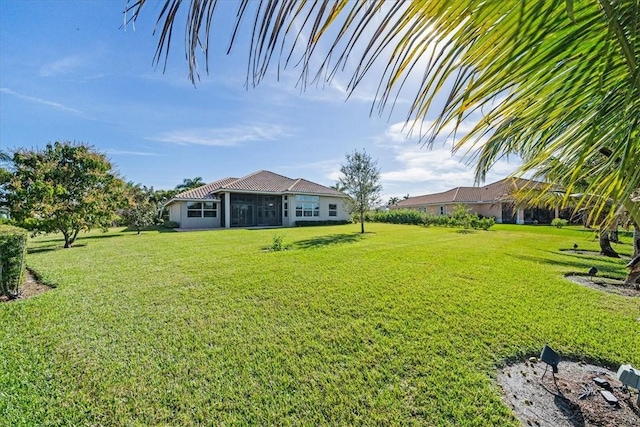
<box><xmin>127</xmin><ymin>0</ymin><xmax>640</xmax><ymax>223</ymax></box>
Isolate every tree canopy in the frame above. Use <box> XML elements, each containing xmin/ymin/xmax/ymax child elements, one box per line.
<box><xmin>128</xmin><ymin>0</ymin><xmax>639</xmax><ymax>225</ymax></box>
<box><xmin>3</xmin><ymin>142</ymin><xmax>126</xmax><ymax>248</ymax></box>
<box><xmin>338</xmin><ymin>150</ymin><xmax>382</xmax><ymax>233</ymax></box>
<box><xmin>122</xmin><ymin>183</ymin><xmax>158</xmax><ymax>234</ymax></box>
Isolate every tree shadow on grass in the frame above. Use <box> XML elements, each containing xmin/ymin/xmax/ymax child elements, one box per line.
<box><xmin>120</xmin><ymin>225</ymin><xmax>176</xmax><ymax>234</ymax></box>
<box><xmin>508</xmin><ymin>253</ymin><xmax>625</xmax><ymax>278</ymax></box>
<box><xmin>28</xmin><ymin>243</ymin><xmax>87</xmax><ymax>254</ymax></box>
<box><xmin>293</xmin><ymin>233</ymin><xmax>365</xmax><ymax>249</ymax></box>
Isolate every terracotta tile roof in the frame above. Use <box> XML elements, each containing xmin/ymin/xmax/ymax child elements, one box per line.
<box><xmin>169</xmin><ymin>170</ymin><xmax>345</xmax><ymax>203</ymax></box>
<box><xmin>221</xmin><ymin>170</ymin><xmax>295</xmax><ymax>193</ymax></box>
<box><xmin>395</xmin><ymin>178</ymin><xmax>547</xmax><ymax>208</ymax></box>
<box><xmin>288</xmin><ymin>178</ymin><xmax>345</xmax><ymax>195</ymax></box>
<box><xmin>173</xmin><ymin>177</ymin><xmax>238</xmax><ymax>200</ymax></box>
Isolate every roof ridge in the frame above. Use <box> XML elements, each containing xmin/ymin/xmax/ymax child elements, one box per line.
<box><xmin>287</xmin><ymin>178</ymin><xmax>303</xmax><ymax>192</ymax></box>
<box><xmin>174</xmin><ymin>177</ymin><xmax>234</xmax><ymax>198</ymax></box>
<box><xmin>452</xmin><ymin>187</ymin><xmax>461</xmax><ymax>202</ymax></box>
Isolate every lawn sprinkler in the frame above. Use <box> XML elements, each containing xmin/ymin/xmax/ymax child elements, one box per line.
<box><xmin>616</xmin><ymin>365</ymin><xmax>640</xmax><ymax>406</ymax></box>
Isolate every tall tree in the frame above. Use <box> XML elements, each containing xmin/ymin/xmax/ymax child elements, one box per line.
<box><xmin>387</xmin><ymin>196</ymin><xmax>400</xmax><ymax>206</ymax></box>
<box><xmin>4</xmin><ymin>142</ymin><xmax>126</xmax><ymax>248</ymax></box>
<box><xmin>338</xmin><ymin>150</ymin><xmax>382</xmax><ymax>234</ymax></box>
<box><xmin>175</xmin><ymin>177</ymin><xmax>205</xmax><ymax>192</ymax></box>
<box><xmin>128</xmin><ymin>0</ymin><xmax>639</xmax><ymax>225</ymax></box>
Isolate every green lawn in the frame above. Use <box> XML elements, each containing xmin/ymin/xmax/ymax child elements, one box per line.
<box><xmin>1</xmin><ymin>223</ymin><xmax>638</xmax><ymax>426</ymax></box>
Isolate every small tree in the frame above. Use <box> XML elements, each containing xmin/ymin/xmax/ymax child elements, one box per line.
<box><xmin>122</xmin><ymin>184</ymin><xmax>157</xmax><ymax>234</ymax></box>
<box><xmin>4</xmin><ymin>142</ymin><xmax>126</xmax><ymax>248</ymax></box>
<box><xmin>338</xmin><ymin>150</ymin><xmax>382</xmax><ymax>234</ymax></box>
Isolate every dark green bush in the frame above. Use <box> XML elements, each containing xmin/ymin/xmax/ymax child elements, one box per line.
<box><xmin>163</xmin><ymin>220</ymin><xmax>179</xmax><ymax>229</ymax></box>
<box><xmin>295</xmin><ymin>220</ymin><xmax>351</xmax><ymax>227</ymax></box>
<box><xmin>0</xmin><ymin>225</ymin><xmax>28</xmax><ymax>298</ymax></box>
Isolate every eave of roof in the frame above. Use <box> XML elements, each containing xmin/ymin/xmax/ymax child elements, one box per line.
<box><xmin>166</xmin><ymin>170</ymin><xmax>347</xmax><ymax>203</ymax></box>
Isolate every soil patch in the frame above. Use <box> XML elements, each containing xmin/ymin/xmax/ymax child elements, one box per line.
<box><xmin>497</xmin><ymin>359</ymin><xmax>640</xmax><ymax>427</ymax></box>
<box><xmin>565</xmin><ymin>274</ymin><xmax>640</xmax><ymax>297</ymax></box>
<box><xmin>0</xmin><ymin>270</ymin><xmax>53</xmax><ymax>302</ymax></box>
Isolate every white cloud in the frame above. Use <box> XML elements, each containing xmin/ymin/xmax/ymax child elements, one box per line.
<box><xmin>0</xmin><ymin>87</ymin><xmax>83</xmax><ymax>115</ymax></box>
<box><xmin>40</xmin><ymin>54</ymin><xmax>88</xmax><ymax>77</ymax></box>
<box><xmin>150</xmin><ymin>124</ymin><xmax>289</xmax><ymax>147</ymax></box>
<box><xmin>377</xmin><ymin>119</ymin><xmax>522</xmax><ymax>197</ymax></box>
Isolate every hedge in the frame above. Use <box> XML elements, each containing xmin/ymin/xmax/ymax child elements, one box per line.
<box><xmin>356</xmin><ymin>209</ymin><xmax>496</xmax><ymax>230</ymax></box>
<box><xmin>0</xmin><ymin>225</ymin><xmax>28</xmax><ymax>298</ymax></box>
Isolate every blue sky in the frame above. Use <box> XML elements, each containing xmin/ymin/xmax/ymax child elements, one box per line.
<box><xmin>0</xmin><ymin>0</ymin><xmax>520</xmax><ymax>199</ymax></box>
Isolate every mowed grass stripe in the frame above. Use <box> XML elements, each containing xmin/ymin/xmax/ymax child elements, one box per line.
<box><xmin>0</xmin><ymin>224</ymin><xmax>637</xmax><ymax>425</ymax></box>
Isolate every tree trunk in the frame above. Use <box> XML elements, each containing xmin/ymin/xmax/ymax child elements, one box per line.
<box><xmin>360</xmin><ymin>212</ymin><xmax>365</xmax><ymax>234</ymax></box>
<box><xmin>62</xmin><ymin>230</ymin><xmax>71</xmax><ymax>248</ymax></box>
<box><xmin>599</xmin><ymin>227</ymin><xmax>620</xmax><ymax>258</ymax></box>
<box><xmin>633</xmin><ymin>223</ymin><xmax>639</xmax><ymax>258</ymax></box>
<box><xmin>625</xmin><ymin>255</ymin><xmax>640</xmax><ymax>288</ymax></box>
<box><xmin>64</xmin><ymin>228</ymin><xmax>80</xmax><ymax>248</ymax></box>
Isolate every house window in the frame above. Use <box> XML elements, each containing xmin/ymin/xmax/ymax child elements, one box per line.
<box><xmin>187</xmin><ymin>201</ymin><xmax>217</xmax><ymax>218</ymax></box>
<box><xmin>439</xmin><ymin>206</ymin><xmax>445</xmax><ymax>216</ymax></box>
<box><xmin>295</xmin><ymin>195</ymin><xmax>320</xmax><ymax>217</ymax></box>
<box><xmin>329</xmin><ymin>203</ymin><xmax>337</xmax><ymax>217</ymax></box>
<box><xmin>284</xmin><ymin>202</ymin><xmax>288</xmax><ymax>217</ymax></box>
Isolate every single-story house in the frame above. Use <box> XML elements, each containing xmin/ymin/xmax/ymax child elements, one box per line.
<box><xmin>164</xmin><ymin>170</ymin><xmax>350</xmax><ymax>229</ymax></box>
<box><xmin>390</xmin><ymin>178</ymin><xmax>558</xmax><ymax>224</ymax></box>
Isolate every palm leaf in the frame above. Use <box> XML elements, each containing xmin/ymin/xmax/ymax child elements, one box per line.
<box><xmin>127</xmin><ymin>0</ymin><xmax>640</xmax><ymax>223</ymax></box>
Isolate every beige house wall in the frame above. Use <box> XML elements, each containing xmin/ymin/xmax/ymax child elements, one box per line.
<box><xmin>170</xmin><ymin>194</ymin><xmax>349</xmax><ymax>229</ymax></box>
<box><xmin>393</xmin><ymin>202</ymin><xmax>503</xmax><ymax>221</ymax></box>
<box><xmin>169</xmin><ymin>201</ymin><xmax>220</xmax><ymax>229</ymax></box>
<box><xmin>290</xmin><ymin>195</ymin><xmax>350</xmax><ymax>226</ymax></box>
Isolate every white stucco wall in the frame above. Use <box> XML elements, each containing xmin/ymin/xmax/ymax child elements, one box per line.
<box><xmin>290</xmin><ymin>195</ymin><xmax>350</xmax><ymax>226</ymax></box>
<box><xmin>168</xmin><ymin>201</ymin><xmax>220</xmax><ymax>229</ymax></box>
<box><xmin>169</xmin><ymin>204</ymin><xmax>181</xmax><ymax>225</ymax></box>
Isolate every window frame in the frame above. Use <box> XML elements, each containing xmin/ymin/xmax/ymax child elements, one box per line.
<box><xmin>187</xmin><ymin>201</ymin><xmax>217</xmax><ymax>218</ymax></box>
<box><xmin>295</xmin><ymin>195</ymin><xmax>320</xmax><ymax>217</ymax></box>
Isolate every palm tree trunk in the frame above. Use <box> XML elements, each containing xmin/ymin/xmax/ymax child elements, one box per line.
<box><xmin>599</xmin><ymin>226</ymin><xmax>619</xmax><ymax>258</ymax></box>
<box><xmin>633</xmin><ymin>223</ymin><xmax>639</xmax><ymax>258</ymax></box>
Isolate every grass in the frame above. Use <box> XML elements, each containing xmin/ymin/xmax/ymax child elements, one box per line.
<box><xmin>1</xmin><ymin>223</ymin><xmax>638</xmax><ymax>426</ymax></box>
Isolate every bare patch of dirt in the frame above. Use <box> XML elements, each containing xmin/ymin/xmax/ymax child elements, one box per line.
<box><xmin>497</xmin><ymin>359</ymin><xmax>640</xmax><ymax>427</ymax></box>
<box><xmin>0</xmin><ymin>270</ymin><xmax>52</xmax><ymax>302</ymax></box>
<box><xmin>565</xmin><ymin>274</ymin><xmax>640</xmax><ymax>297</ymax></box>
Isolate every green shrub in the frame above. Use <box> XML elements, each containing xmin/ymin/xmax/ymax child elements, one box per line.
<box><xmin>0</xmin><ymin>225</ymin><xmax>28</xmax><ymax>299</ymax></box>
<box><xmin>361</xmin><ymin>208</ymin><xmax>496</xmax><ymax>230</ymax></box>
<box><xmin>269</xmin><ymin>235</ymin><xmax>285</xmax><ymax>251</ymax></box>
<box><xmin>163</xmin><ymin>220</ymin><xmax>179</xmax><ymax>229</ymax></box>
<box><xmin>551</xmin><ymin>218</ymin><xmax>568</xmax><ymax>228</ymax></box>
<box><xmin>478</xmin><ymin>217</ymin><xmax>496</xmax><ymax>230</ymax></box>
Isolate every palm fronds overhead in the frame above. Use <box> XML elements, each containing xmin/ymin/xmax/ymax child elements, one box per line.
<box><xmin>127</xmin><ymin>0</ymin><xmax>640</xmax><ymax>223</ymax></box>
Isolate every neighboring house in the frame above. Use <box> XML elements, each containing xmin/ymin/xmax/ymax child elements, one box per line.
<box><xmin>0</xmin><ymin>207</ymin><xmax>9</xmax><ymax>220</ymax></box>
<box><xmin>165</xmin><ymin>170</ymin><xmax>350</xmax><ymax>229</ymax></box>
<box><xmin>390</xmin><ymin>178</ymin><xmax>558</xmax><ymax>224</ymax></box>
